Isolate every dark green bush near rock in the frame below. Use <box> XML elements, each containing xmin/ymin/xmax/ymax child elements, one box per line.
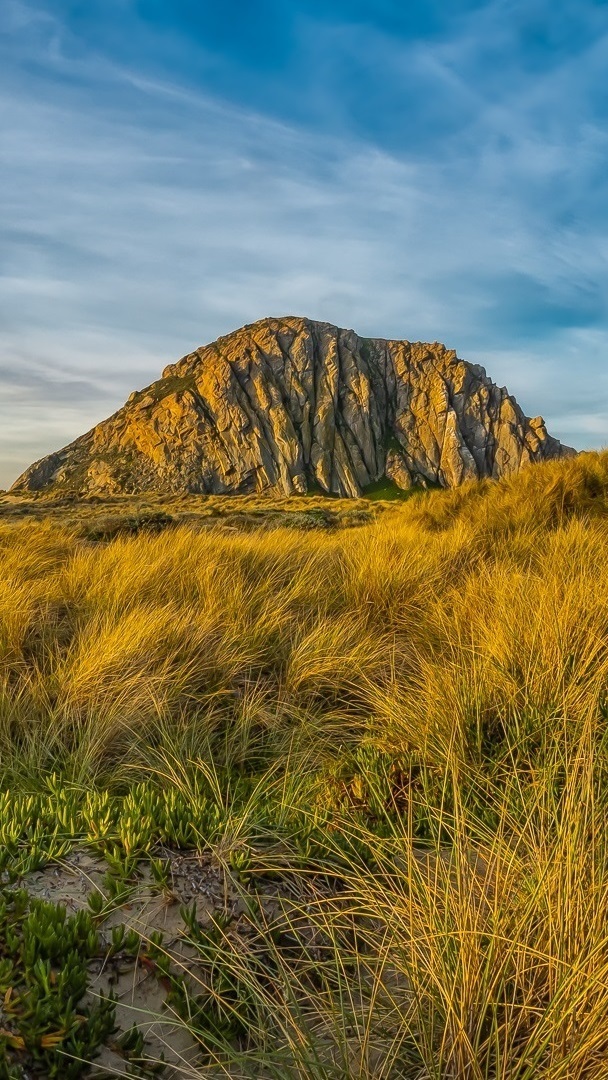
<box><xmin>83</xmin><ymin>511</ymin><xmax>175</xmax><ymax>542</ymax></box>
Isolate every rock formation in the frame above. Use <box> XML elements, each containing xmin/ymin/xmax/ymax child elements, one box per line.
<box><xmin>12</xmin><ymin>317</ymin><xmax>575</xmax><ymax>497</ymax></box>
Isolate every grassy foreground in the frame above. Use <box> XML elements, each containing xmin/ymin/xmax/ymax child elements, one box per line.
<box><xmin>2</xmin><ymin>452</ymin><xmax>608</xmax><ymax>1076</ymax></box>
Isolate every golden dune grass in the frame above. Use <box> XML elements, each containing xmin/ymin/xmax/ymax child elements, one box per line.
<box><xmin>2</xmin><ymin>451</ymin><xmax>608</xmax><ymax>1075</ymax></box>
<box><xmin>1</xmin><ymin>451</ymin><xmax>607</xmax><ymax>784</ymax></box>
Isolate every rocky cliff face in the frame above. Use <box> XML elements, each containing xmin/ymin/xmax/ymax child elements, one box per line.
<box><xmin>12</xmin><ymin>317</ymin><xmax>575</xmax><ymax>497</ymax></box>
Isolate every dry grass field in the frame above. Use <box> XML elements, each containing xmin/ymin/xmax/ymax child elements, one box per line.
<box><xmin>2</xmin><ymin>451</ymin><xmax>608</xmax><ymax>1077</ymax></box>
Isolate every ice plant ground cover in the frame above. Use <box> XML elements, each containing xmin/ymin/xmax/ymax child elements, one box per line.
<box><xmin>1</xmin><ymin>453</ymin><xmax>608</xmax><ymax>1076</ymax></box>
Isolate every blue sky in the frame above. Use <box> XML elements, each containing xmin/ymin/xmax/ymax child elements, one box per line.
<box><xmin>1</xmin><ymin>0</ymin><xmax>608</xmax><ymax>486</ymax></box>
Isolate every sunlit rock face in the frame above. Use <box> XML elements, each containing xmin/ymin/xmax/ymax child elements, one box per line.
<box><xmin>12</xmin><ymin>317</ymin><xmax>575</xmax><ymax>497</ymax></box>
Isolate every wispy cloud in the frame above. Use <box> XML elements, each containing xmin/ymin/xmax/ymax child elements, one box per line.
<box><xmin>1</xmin><ymin>0</ymin><xmax>607</xmax><ymax>486</ymax></box>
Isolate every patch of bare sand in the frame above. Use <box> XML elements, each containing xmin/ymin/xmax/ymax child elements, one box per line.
<box><xmin>21</xmin><ymin>848</ymin><xmax>262</xmax><ymax>1077</ymax></box>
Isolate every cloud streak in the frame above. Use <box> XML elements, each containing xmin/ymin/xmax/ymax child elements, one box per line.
<box><xmin>1</xmin><ymin>0</ymin><xmax>607</xmax><ymax>486</ymax></box>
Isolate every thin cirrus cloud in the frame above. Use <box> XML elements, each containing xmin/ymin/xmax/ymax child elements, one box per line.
<box><xmin>1</xmin><ymin>0</ymin><xmax>607</xmax><ymax>487</ymax></box>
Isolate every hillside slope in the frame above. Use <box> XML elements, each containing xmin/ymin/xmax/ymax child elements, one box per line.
<box><xmin>12</xmin><ymin>316</ymin><xmax>574</xmax><ymax>497</ymax></box>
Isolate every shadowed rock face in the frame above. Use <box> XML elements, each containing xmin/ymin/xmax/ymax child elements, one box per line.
<box><xmin>12</xmin><ymin>317</ymin><xmax>575</xmax><ymax>497</ymax></box>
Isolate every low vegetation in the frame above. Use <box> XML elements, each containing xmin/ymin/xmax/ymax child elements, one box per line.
<box><xmin>1</xmin><ymin>451</ymin><xmax>608</xmax><ymax>1076</ymax></box>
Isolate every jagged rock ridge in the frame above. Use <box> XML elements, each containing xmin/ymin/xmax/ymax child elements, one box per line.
<box><xmin>12</xmin><ymin>317</ymin><xmax>575</xmax><ymax>497</ymax></box>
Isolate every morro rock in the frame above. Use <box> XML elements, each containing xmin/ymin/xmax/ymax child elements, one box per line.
<box><xmin>12</xmin><ymin>317</ymin><xmax>575</xmax><ymax>497</ymax></box>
